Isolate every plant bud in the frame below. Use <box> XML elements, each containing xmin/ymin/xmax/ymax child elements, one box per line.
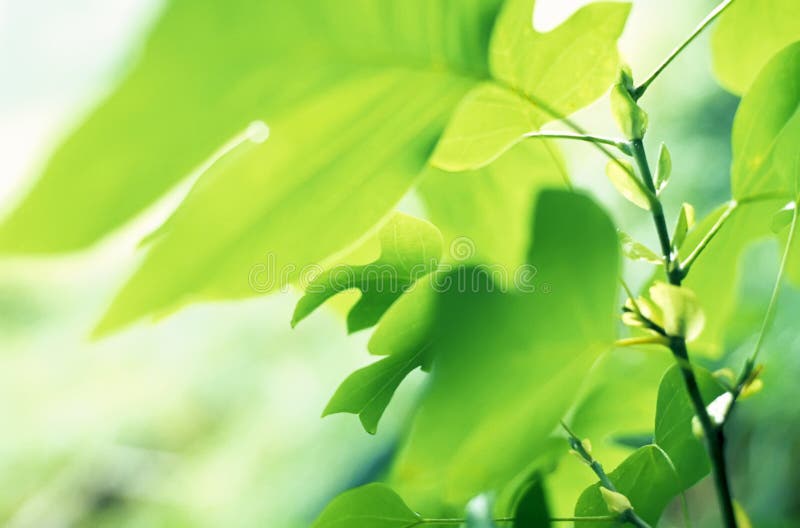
<box><xmin>600</xmin><ymin>488</ymin><xmax>632</xmax><ymax>514</ymax></box>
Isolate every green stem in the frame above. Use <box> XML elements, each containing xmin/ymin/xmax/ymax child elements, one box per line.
<box><xmin>523</xmin><ymin>131</ymin><xmax>630</xmax><ymax>154</ymax></box>
<box><xmin>629</xmin><ymin>139</ymin><xmax>738</xmax><ymax>528</ymax></box>
<box><xmin>629</xmin><ymin>139</ymin><xmax>680</xmax><ymax>282</ymax></box>
<box><xmin>633</xmin><ymin>0</ymin><xmax>736</xmax><ymax>99</ymax></box>
<box><xmin>561</xmin><ymin>423</ymin><xmax>653</xmax><ymax>528</ymax></box>
<box><xmin>417</xmin><ymin>515</ymin><xmax>618</xmax><ymax>525</ymax></box>
<box><xmin>679</xmin><ymin>200</ymin><xmax>738</xmax><ymax>277</ymax></box>
<box><xmin>744</xmin><ymin>203</ymin><xmax>797</xmax><ymax>366</ymax></box>
<box><xmin>671</xmin><ymin>338</ymin><xmax>738</xmax><ymax>528</ymax></box>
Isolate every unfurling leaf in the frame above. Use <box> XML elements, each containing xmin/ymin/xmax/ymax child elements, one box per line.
<box><xmin>655</xmin><ymin>143</ymin><xmax>672</xmax><ymax>194</ymax></box>
<box><xmin>619</xmin><ymin>231</ymin><xmax>663</xmax><ymax>264</ymax></box>
<box><xmin>739</xmin><ymin>378</ymin><xmax>764</xmax><ymax>399</ymax></box>
<box><xmin>649</xmin><ymin>282</ymin><xmax>705</xmax><ymax>341</ymax></box>
<box><xmin>606</xmin><ymin>160</ymin><xmax>651</xmax><ymax>210</ymax></box>
<box><xmin>672</xmin><ymin>203</ymin><xmax>696</xmax><ymax>251</ymax></box>
<box><xmin>610</xmin><ymin>81</ymin><xmax>648</xmax><ymax>140</ymax></box>
<box><xmin>312</xmin><ymin>483</ymin><xmax>421</xmax><ymax>528</ymax></box>
<box><xmin>734</xmin><ymin>500</ymin><xmax>754</xmax><ymax>528</ymax></box>
<box><xmin>292</xmin><ymin>212</ymin><xmax>442</xmax><ymax>333</ymax></box>
<box><xmin>599</xmin><ymin>488</ymin><xmax>632</xmax><ymax>514</ymax></box>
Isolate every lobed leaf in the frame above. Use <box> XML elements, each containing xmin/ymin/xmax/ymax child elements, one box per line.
<box><xmin>292</xmin><ymin>213</ymin><xmax>443</xmax><ymax>334</ymax></box>
<box><xmin>432</xmin><ymin>0</ymin><xmax>631</xmax><ymax>172</ymax></box>
<box><xmin>383</xmin><ymin>190</ymin><xmax>620</xmax><ymax>507</ymax></box>
<box><xmin>420</xmin><ymin>140</ymin><xmax>567</xmax><ymax>271</ymax></box>
<box><xmin>0</xmin><ymin>0</ymin><xmax>504</xmax><ymax>254</ymax></box>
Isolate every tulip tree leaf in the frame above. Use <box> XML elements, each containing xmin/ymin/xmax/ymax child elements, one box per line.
<box><xmin>382</xmin><ymin>190</ymin><xmax>619</xmax><ymax>507</ymax></box>
<box><xmin>292</xmin><ymin>213</ymin><xmax>443</xmax><ymax>333</ymax></box>
<box><xmin>0</xmin><ymin>0</ymin><xmax>504</xmax><ymax>254</ymax></box>
<box><xmin>431</xmin><ymin>83</ymin><xmax>544</xmax><ymax>172</ymax></box>
<box><xmin>322</xmin><ymin>342</ymin><xmax>432</xmax><ymax>435</ymax></box>
<box><xmin>83</xmin><ymin>0</ymin><xmax>513</xmax><ymax>335</ymax></box>
<box><xmin>420</xmin><ymin>140</ymin><xmax>567</xmax><ymax>271</ymax></box>
<box><xmin>712</xmin><ymin>0</ymin><xmax>800</xmax><ymax>94</ymax></box>
<box><xmin>431</xmin><ymin>0</ymin><xmax>630</xmax><ymax>172</ymax></box>
<box><xmin>312</xmin><ymin>483</ymin><xmax>421</xmax><ymax>528</ymax></box>
<box><xmin>654</xmin><ymin>365</ymin><xmax>726</xmax><ymax>489</ymax></box>
<box><xmin>731</xmin><ymin>41</ymin><xmax>800</xmax><ymax>201</ymax></box>
<box><xmin>574</xmin><ymin>446</ymin><xmax>680</xmax><ymax>527</ymax></box>
<box><xmin>490</xmin><ymin>0</ymin><xmax>630</xmax><ymax>115</ymax></box>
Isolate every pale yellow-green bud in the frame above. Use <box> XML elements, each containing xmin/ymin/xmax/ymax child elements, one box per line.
<box><xmin>600</xmin><ymin>487</ymin><xmax>633</xmax><ymax>514</ymax></box>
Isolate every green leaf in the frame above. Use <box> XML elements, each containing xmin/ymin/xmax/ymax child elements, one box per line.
<box><xmin>671</xmin><ymin>203</ymin><xmax>695</xmax><ymax>251</ymax></box>
<box><xmin>420</xmin><ymin>140</ymin><xmax>567</xmax><ymax>270</ymax></box>
<box><xmin>511</xmin><ymin>478</ymin><xmax>551</xmax><ymax>528</ymax></box>
<box><xmin>654</xmin><ymin>365</ymin><xmax>725</xmax><ymax>489</ymax></box>
<box><xmin>323</xmin><ymin>340</ymin><xmax>432</xmax><ymax>435</ymax></box>
<box><xmin>384</xmin><ymin>190</ymin><xmax>619</xmax><ymax>507</ymax></box>
<box><xmin>678</xmin><ymin>199</ymin><xmax>783</xmax><ymax>356</ymax></box>
<box><xmin>610</xmin><ymin>82</ymin><xmax>648</xmax><ymax>140</ymax></box>
<box><xmin>618</xmin><ymin>231</ymin><xmax>662</xmax><ymax>265</ymax></box>
<box><xmin>574</xmin><ymin>446</ymin><xmax>680</xmax><ymax>527</ymax></box>
<box><xmin>606</xmin><ymin>160</ymin><xmax>651</xmax><ymax>210</ymax></box>
<box><xmin>0</xmin><ymin>0</ymin><xmax>504</xmax><ymax>254</ymax></box>
<box><xmin>491</xmin><ymin>0</ymin><xmax>630</xmax><ymax>115</ymax></box>
<box><xmin>431</xmin><ymin>0</ymin><xmax>630</xmax><ymax>172</ymax></box>
<box><xmin>771</xmin><ymin>203</ymin><xmax>797</xmax><ymax>233</ymax></box>
<box><xmin>431</xmin><ymin>83</ymin><xmax>545</xmax><ymax>171</ymax></box>
<box><xmin>312</xmin><ymin>483</ymin><xmax>421</xmax><ymax>528</ymax></box>
<box><xmin>731</xmin><ymin>41</ymin><xmax>800</xmax><ymax>201</ymax></box>
<box><xmin>292</xmin><ymin>213</ymin><xmax>443</xmax><ymax>333</ymax></box>
<box><xmin>84</xmin><ymin>0</ymin><xmax>512</xmax><ymax>335</ymax></box>
<box><xmin>712</xmin><ymin>0</ymin><xmax>800</xmax><ymax>94</ymax></box>
<box><xmin>655</xmin><ymin>143</ymin><xmax>672</xmax><ymax>194</ymax></box>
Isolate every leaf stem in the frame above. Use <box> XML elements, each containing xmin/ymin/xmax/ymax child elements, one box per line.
<box><xmin>732</xmin><ymin>202</ymin><xmax>799</xmax><ymax>402</ymax></box>
<box><xmin>560</xmin><ymin>423</ymin><xmax>653</xmax><ymax>528</ymax></box>
<box><xmin>633</xmin><ymin>0</ymin><xmax>735</xmax><ymax>99</ymax></box>
<box><xmin>417</xmin><ymin>515</ymin><xmax>619</xmax><ymax>525</ymax></box>
<box><xmin>670</xmin><ymin>338</ymin><xmax>738</xmax><ymax>528</ymax></box>
<box><xmin>523</xmin><ymin>131</ymin><xmax>630</xmax><ymax>154</ymax></box>
<box><xmin>678</xmin><ymin>200</ymin><xmax>738</xmax><ymax>277</ymax></box>
<box><xmin>629</xmin><ymin>139</ymin><xmax>680</xmax><ymax>282</ymax></box>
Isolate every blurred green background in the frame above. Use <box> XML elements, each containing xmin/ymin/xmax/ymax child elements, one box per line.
<box><xmin>1</xmin><ymin>0</ymin><xmax>798</xmax><ymax>526</ymax></box>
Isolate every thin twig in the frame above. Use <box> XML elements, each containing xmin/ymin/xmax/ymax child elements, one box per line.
<box><xmin>634</xmin><ymin>0</ymin><xmax>735</xmax><ymax>99</ymax></box>
<box><xmin>678</xmin><ymin>200</ymin><xmax>738</xmax><ymax>277</ymax></box>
